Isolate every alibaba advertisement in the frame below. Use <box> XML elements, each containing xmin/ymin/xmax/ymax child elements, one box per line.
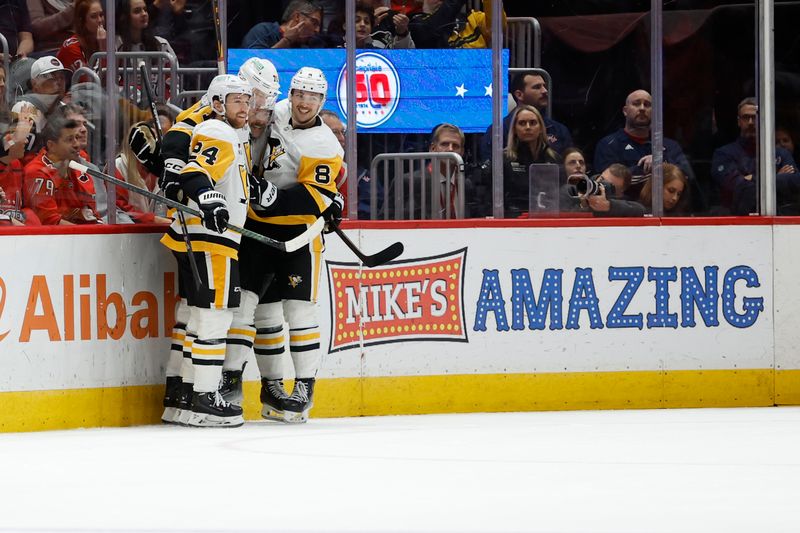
<box><xmin>228</xmin><ymin>49</ymin><xmax>509</xmax><ymax>133</ymax></box>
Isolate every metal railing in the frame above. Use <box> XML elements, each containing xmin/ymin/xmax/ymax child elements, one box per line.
<box><xmin>71</xmin><ymin>67</ymin><xmax>102</xmax><ymax>86</ymax></box>
<box><xmin>505</xmin><ymin>17</ymin><xmax>541</xmax><ymax>68</ymax></box>
<box><xmin>370</xmin><ymin>152</ymin><xmax>465</xmax><ymax>220</ymax></box>
<box><xmin>89</xmin><ymin>50</ymin><xmax>179</xmax><ymax>105</ymax></box>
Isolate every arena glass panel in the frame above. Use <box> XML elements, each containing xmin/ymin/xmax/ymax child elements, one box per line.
<box><xmin>774</xmin><ymin>1</ymin><xmax>800</xmax><ymax>216</ymax></box>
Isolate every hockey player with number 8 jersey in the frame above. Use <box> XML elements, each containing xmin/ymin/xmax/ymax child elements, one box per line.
<box><xmin>229</xmin><ymin>67</ymin><xmax>344</xmax><ymax>424</ymax></box>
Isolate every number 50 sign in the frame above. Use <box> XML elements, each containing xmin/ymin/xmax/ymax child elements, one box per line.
<box><xmin>336</xmin><ymin>52</ymin><xmax>401</xmax><ymax>129</ymax></box>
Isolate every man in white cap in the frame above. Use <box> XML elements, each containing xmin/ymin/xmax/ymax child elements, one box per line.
<box><xmin>11</xmin><ymin>55</ymin><xmax>70</xmax><ymax>159</ymax></box>
<box><xmin>14</xmin><ymin>56</ymin><xmax>70</xmax><ymax>127</ymax></box>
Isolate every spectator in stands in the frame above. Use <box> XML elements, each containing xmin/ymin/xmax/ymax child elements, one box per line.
<box><xmin>241</xmin><ymin>0</ymin><xmax>323</xmax><ymax>49</ymax></box>
<box><xmin>503</xmin><ymin>104</ymin><xmax>560</xmax><ymax>218</ymax></box>
<box><xmin>11</xmin><ymin>56</ymin><xmax>70</xmax><ymax>163</ymax></box>
<box><xmin>562</xmin><ymin>163</ymin><xmax>645</xmax><ymax>218</ymax></box>
<box><xmin>52</xmin><ymin>102</ymin><xmax>133</xmax><ymax>223</ymax></box>
<box><xmin>711</xmin><ymin>97</ymin><xmax>800</xmax><ymax>215</ymax></box>
<box><xmin>428</xmin><ymin>122</ymin><xmax>467</xmax><ymax>218</ymax></box>
<box><xmin>23</xmin><ymin>115</ymin><xmax>102</xmax><ymax>224</ymax></box>
<box><xmin>562</xmin><ymin>147</ymin><xmax>587</xmax><ymax>180</ymax></box>
<box><xmin>59</xmin><ymin>103</ymin><xmax>90</xmax><ymax>158</ymax></box>
<box><xmin>408</xmin><ymin>0</ymin><xmax>462</xmax><ymax>48</ymax></box>
<box><xmin>371</xmin><ymin>4</ymin><xmax>415</xmax><ymax>48</ymax></box>
<box><xmin>116</xmin><ymin>0</ymin><xmax>176</xmax><ymax>55</ymax></box>
<box><xmin>480</xmin><ymin>71</ymin><xmax>573</xmax><ymax>161</ymax></box>
<box><xmin>336</xmin><ymin>1</ymin><xmax>414</xmax><ymax>49</ymax></box>
<box><xmin>776</xmin><ymin>126</ymin><xmax>797</xmax><ymax>161</ymax></box>
<box><xmin>0</xmin><ymin>103</ymin><xmax>39</xmax><ymax>225</ymax></box>
<box><xmin>594</xmin><ymin>89</ymin><xmax>693</xmax><ymax>186</ymax></box>
<box><xmin>57</xmin><ymin>0</ymin><xmax>106</xmax><ymax>72</ymax></box>
<box><xmin>409</xmin><ymin>0</ymin><xmax>504</xmax><ymax>49</ymax></box>
<box><xmin>639</xmin><ymin>163</ymin><xmax>689</xmax><ymax>216</ymax></box>
<box><xmin>26</xmin><ymin>0</ymin><xmax>74</xmax><ymax>54</ymax></box>
<box><xmin>0</xmin><ymin>0</ymin><xmax>35</xmax><ymax>57</ymax></box>
<box><xmin>147</xmin><ymin>0</ymin><xmax>188</xmax><ymax>49</ymax></box>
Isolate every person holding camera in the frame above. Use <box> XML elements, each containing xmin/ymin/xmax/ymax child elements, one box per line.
<box><xmin>562</xmin><ymin>163</ymin><xmax>645</xmax><ymax>218</ymax></box>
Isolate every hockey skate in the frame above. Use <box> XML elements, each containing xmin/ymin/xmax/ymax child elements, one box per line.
<box><xmin>187</xmin><ymin>390</ymin><xmax>244</xmax><ymax>428</ymax></box>
<box><xmin>219</xmin><ymin>368</ymin><xmax>244</xmax><ymax>406</ymax></box>
<box><xmin>282</xmin><ymin>378</ymin><xmax>315</xmax><ymax>424</ymax></box>
<box><xmin>260</xmin><ymin>378</ymin><xmax>289</xmax><ymax>422</ymax></box>
<box><xmin>174</xmin><ymin>382</ymin><xmax>194</xmax><ymax>426</ymax></box>
<box><xmin>161</xmin><ymin>376</ymin><xmax>182</xmax><ymax>424</ymax></box>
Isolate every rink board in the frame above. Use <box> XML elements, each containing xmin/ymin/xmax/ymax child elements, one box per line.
<box><xmin>0</xmin><ymin>220</ymin><xmax>797</xmax><ymax>431</ymax></box>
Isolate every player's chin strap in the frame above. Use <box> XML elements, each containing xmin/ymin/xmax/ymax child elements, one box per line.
<box><xmin>68</xmin><ymin>160</ymin><xmax>324</xmax><ymax>253</ymax></box>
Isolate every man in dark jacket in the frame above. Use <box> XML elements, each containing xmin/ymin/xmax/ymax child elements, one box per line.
<box><xmin>593</xmin><ymin>89</ymin><xmax>693</xmax><ymax>185</ymax></box>
<box><xmin>711</xmin><ymin>97</ymin><xmax>800</xmax><ymax>215</ymax></box>
<box><xmin>480</xmin><ymin>71</ymin><xmax>573</xmax><ymax>161</ymax></box>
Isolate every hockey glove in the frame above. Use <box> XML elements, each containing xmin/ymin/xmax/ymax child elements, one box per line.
<box><xmin>323</xmin><ymin>192</ymin><xmax>344</xmax><ymax>233</ymax></box>
<box><xmin>128</xmin><ymin>122</ymin><xmax>163</xmax><ymax>175</ymax></box>
<box><xmin>160</xmin><ymin>158</ymin><xmax>185</xmax><ymax>203</ymax></box>
<box><xmin>249</xmin><ymin>175</ymin><xmax>278</xmax><ymax>209</ymax></box>
<box><xmin>197</xmin><ymin>190</ymin><xmax>229</xmax><ymax>233</ymax></box>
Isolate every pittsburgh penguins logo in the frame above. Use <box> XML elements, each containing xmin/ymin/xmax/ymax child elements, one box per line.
<box><xmin>265</xmin><ymin>137</ymin><xmax>285</xmax><ymax>171</ymax></box>
<box><xmin>288</xmin><ymin>274</ymin><xmax>303</xmax><ymax>288</ymax></box>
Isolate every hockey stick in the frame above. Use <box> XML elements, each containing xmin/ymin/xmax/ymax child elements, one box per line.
<box><xmin>332</xmin><ymin>225</ymin><xmax>404</xmax><ymax>268</ymax></box>
<box><xmin>140</xmin><ymin>62</ymin><xmax>202</xmax><ymax>289</ymax></box>
<box><xmin>211</xmin><ymin>0</ymin><xmax>225</xmax><ymax>75</ymax></box>
<box><xmin>68</xmin><ymin>160</ymin><xmax>324</xmax><ymax>253</ymax></box>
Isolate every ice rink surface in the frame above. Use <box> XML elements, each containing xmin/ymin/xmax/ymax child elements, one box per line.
<box><xmin>1</xmin><ymin>407</ymin><xmax>799</xmax><ymax>533</ymax></box>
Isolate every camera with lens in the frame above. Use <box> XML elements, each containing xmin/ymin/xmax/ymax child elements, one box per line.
<box><xmin>566</xmin><ymin>173</ymin><xmax>616</xmax><ymax>198</ymax></box>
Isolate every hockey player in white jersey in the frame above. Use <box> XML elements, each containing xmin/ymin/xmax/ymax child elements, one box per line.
<box><xmin>160</xmin><ymin>74</ymin><xmax>252</xmax><ymax>427</ymax></box>
<box><xmin>157</xmin><ymin>59</ymin><xmax>279</xmax><ymax>425</ymax></box>
<box><xmin>228</xmin><ymin>66</ymin><xmax>344</xmax><ymax>423</ymax></box>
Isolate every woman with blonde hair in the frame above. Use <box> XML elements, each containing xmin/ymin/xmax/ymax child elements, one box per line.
<box><xmin>503</xmin><ymin>104</ymin><xmax>561</xmax><ymax>217</ymax></box>
<box><xmin>638</xmin><ymin>163</ymin><xmax>690</xmax><ymax>216</ymax></box>
<box><xmin>114</xmin><ymin>121</ymin><xmax>170</xmax><ymax>223</ymax></box>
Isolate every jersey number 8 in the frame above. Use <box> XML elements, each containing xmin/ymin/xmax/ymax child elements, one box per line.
<box><xmin>314</xmin><ymin>164</ymin><xmax>331</xmax><ymax>184</ymax></box>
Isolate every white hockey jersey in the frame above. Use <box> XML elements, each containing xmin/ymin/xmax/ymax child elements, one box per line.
<box><xmin>161</xmin><ymin>119</ymin><xmax>251</xmax><ymax>259</ymax></box>
<box><xmin>261</xmin><ymin>116</ymin><xmax>344</xmax><ymax>191</ymax></box>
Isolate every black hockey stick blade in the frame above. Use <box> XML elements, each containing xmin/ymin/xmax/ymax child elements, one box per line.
<box><xmin>332</xmin><ymin>225</ymin><xmax>404</xmax><ymax>268</ymax></box>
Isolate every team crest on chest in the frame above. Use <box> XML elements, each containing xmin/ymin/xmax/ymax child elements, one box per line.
<box><xmin>288</xmin><ymin>274</ymin><xmax>303</xmax><ymax>288</ymax></box>
<box><xmin>266</xmin><ymin>137</ymin><xmax>285</xmax><ymax>170</ymax></box>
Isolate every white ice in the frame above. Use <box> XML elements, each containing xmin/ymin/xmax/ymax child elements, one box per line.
<box><xmin>1</xmin><ymin>407</ymin><xmax>799</xmax><ymax>533</ymax></box>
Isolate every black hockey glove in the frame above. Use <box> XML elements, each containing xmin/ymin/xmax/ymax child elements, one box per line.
<box><xmin>323</xmin><ymin>192</ymin><xmax>344</xmax><ymax>233</ymax></box>
<box><xmin>197</xmin><ymin>190</ymin><xmax>229</xmax><ymax>233</ymax></box>
<box><xmin>128</xmin><ymin>122</ymin><xmax>163</xmax><ymax>176</ymax></box>
<box><xmin>249</xmin><ymin>174</ymin><xmax>278</xmax><ymax>209</ymax></box>
<box><xmin>160</xmin><ymin>158</ymin><xmax>185</xmax><ymax>203</ymax></box>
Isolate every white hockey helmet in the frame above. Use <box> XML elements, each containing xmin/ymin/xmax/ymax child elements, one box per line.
<box><xmin>291</xmin><ymin>67</ymin><xmax>327</xmax><ymax>98</ymax></box>
<box><xmin>206</xmin><ymin>74</ymin><xmax>252</xmax><ymax>114</ymax></box>
<box><xmin>238</xmin><ymin>57</ymin><xmax>280</xmax><ymax>111</ymax></box>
